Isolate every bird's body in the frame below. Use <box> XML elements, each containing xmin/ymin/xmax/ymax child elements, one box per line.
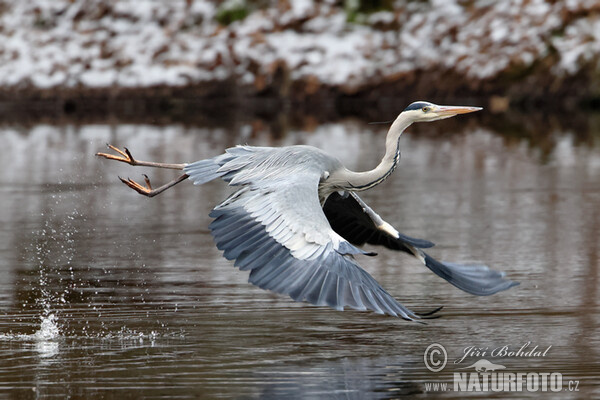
<box><xmin>97</xmin><ymin>101</ymin><xmax>519</xmax><ymax>321</ymax></box>
<box><xmin>188</xmin><ymin>144</ymin><xmax>343</xmax><ymax>200</ymax></box>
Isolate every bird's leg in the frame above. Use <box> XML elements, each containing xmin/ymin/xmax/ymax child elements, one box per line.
<box><xmin>96</xmin><ymin>144</ymin><xmax>186</xmax><ymax>170</ymax></box>
<box><xmin>97</xmin><ymin>144</ymin><xmax>189</xmax><ymax>197</ymax></box>
<box><xmin>119</xmin><ymin>173</ymin><xmax>189</xmax><ymax>198</ymax></box>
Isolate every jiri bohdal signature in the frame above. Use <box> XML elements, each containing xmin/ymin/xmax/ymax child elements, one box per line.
<box><xmin>454</xmin><ymin>342</ymin><xmax>552</xmax><ymax>365</ymax></box>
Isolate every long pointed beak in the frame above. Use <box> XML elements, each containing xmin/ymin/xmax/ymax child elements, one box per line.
<box><xmin>435</xmin><ymin>105</ymin><xmax>483</xmax><ymax>117</ymax></box>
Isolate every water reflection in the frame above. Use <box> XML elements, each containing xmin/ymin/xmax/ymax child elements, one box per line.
<box><xmin>0</xmin><ymin>117</ymin><xmax>599</xmax><ymax>398</ymax></box>
<box><xmin>251</xmin><ymin>356</ymin><xmax>425</xmax><ymax>399</ymax></box>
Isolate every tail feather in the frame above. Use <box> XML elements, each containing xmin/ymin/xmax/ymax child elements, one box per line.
<box><xmin>422</xmin><ymin>252</ymin><xmax>519</xmax><ymax>296</ymax></box>
<box><xmin>184</xmin><ymin>158</ymin><xmax>224</xmax><ymax>185</ymax></box>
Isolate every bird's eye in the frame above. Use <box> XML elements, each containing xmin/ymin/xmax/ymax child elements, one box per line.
<box><xmin>422</xmin><ymin>106</ymin><xmax>431</xmax><ymax>113</ymax></box>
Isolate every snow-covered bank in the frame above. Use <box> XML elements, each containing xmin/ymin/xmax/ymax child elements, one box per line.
<box><xmin>1</xmin><ymin>0</ymin><xmax>599</xmax><ymax>104</ymax></box>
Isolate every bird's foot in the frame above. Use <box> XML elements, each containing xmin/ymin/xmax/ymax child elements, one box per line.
<box><xmin>119</xmin><ymin>174</ymin><xmax>156</xmax><ymax>197</ymax></box>
<box><xmin>96</xmin><ymin>144</ymin><xmax>138</xmax><ymax>166</ymax></box>
<box><xmin>117</xmin><ymin>173</ymin><xmax>189</xmax><ymax>198</ymax></box>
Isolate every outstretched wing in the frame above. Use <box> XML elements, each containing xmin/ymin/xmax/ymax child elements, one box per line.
<box><xmin>323</xmin><ymin>192</ymin><xmax>519</xmax><ymax>296</ymax></box>
<box><xmin>208</xmin><ymin>171</ymin><xmax>422</xmax><ymax>320</ymax></box>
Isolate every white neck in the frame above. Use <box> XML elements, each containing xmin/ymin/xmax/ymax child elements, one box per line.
<box><xmin>333</xmin><ymin>112</ymin><xmax>415</xmax><ymax>191</ymax></box>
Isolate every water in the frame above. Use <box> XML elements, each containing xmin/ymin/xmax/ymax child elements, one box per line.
<box><xmin>0</xmin><ymin>115</ymin><xmax>599</xmax><ymax>398</ymax></box>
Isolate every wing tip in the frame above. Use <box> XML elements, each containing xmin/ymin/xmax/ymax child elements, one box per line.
<box><xmin>423</xmin><ymin>254</ymin><xmax>520</xmax><ymax>296</ymax></box>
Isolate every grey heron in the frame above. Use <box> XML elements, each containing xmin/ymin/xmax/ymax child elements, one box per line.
<box><xmin>97</xmin><ymin>101</ymin><xmax>518</xmax><ymax>321</ymax></box>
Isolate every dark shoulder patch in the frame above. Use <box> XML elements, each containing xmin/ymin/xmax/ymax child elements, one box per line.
<box><xmin>404</xmin><ymin>101</ymin><xmax>432</xmax><ymax>111</ymax></box>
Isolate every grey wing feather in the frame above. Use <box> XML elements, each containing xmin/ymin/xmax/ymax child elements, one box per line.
<box><xmin>185</xmin><ymin>158</ymin><xmax>224</xmax><ymax>185</ymax></box>
<box><xmin>184</xmin><ymin>147</ymin><xmax>258</xmax><ymax>185</ymax></box>
<box><xmin>203</xmin><ymin>154</ymin><xmax>421</xmax><ymax>320</ymax></box>
<box><xmin>184</xmin><ymin>147</ymin><xmax>257</xmax><ymax>185</ymax></box>
<box><xmin>210</xmin><ymin>205</ymin><xmax>419</xmax><ymax>320</ymax></box>
<box><xmin>186</xmin><ymin>145</ymin><xmax>339</xmax><ymax>187</ymax></box>
<box><xmin>420</xmin><ymin>255</ymin><xmax>519</xmax><ymax>296</ymax></box>
<box><xmin>323</xmin><ymin>192</ymin><xmax>519</xmax><ymax>296</ymax></box>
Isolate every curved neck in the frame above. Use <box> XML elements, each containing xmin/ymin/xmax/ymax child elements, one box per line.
<box><xmin>340</xmin><ymin>112</ymin><xmax>414</xmax><ymax>191</ymax></box>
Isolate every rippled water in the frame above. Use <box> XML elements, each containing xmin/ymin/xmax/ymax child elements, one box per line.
<box><xmin>0</xmin><ymin>117</ymin><xmax>599</xmax><ymax>398</ymax></box>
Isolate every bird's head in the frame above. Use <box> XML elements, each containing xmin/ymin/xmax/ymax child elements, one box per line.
<box><xmin>402</xmin><ymin>101</ymin><xmax>482</xmax><ymax>122</ymax></box>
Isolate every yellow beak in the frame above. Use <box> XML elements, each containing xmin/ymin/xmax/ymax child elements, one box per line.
<box><xmin>434</xmin><ymin>105</ymin><xmax>483</xmax><ymax>117</ymax></box>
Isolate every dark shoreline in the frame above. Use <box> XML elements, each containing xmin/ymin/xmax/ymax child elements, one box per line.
<box><xmin>1</xmin><ymin>86</ymin><xmax>598</xmax><ymax>160</ymax></box>
<box><xmin>1</xmin><ymin>74</ymin><xmax>600</xmax><ymax>156</ymax></box>
<box><xmin>1</xmin><ymin>65</ymin><xmax>599</xmax><ymax>125</ymax></box>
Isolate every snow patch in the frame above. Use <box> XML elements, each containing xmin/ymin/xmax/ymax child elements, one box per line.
<box><xmin>0</xmin><ymin>0</ymin><xmax>597</xmax><ymax>90</ymax></box>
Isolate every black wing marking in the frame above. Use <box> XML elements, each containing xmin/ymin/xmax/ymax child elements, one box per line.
<box><xmin>323</xmin><ymin>192</ymin><xmax>434</xmax><ymax>251</ymax></box>
<box><xmin>323</xmin><ymin>192</ymin><xmax>519</xmax><ymax>296</ymax></box>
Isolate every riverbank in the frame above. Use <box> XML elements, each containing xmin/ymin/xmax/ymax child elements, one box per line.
<box><xmin>1</xmin><ymin>0</ymin><xmax>600</xmax><ymax>112</ymax></box>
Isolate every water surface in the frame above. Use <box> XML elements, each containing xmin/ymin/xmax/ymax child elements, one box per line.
<box><xmin>0</xmin><ymin>117</ymin><xmax>599</xmax><ymax>398</ymax></box>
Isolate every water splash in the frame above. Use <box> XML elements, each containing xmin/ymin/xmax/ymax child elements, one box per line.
<box><xmin>33</xmin><ymin>314</ymin><xmax>60</xmax><ymax>360</ymax></box>
<box><xmin>2</xmin><ymin>205</ymin><xmax>180</xmax><ymax>346</ymax></box>
<box><xmin>10</xmin><ymin>208</ymin><xmax>77</xmax><ymax>350</ymax></box>
<box><xmin>0</xmin><ymin>313</ymin><xmax>60</xmax><ymax>360</ymax></box>
<box><xmin>34</xmin><ymin>313</ymin><xmax>59</xmax><ymax>341</ymax></box>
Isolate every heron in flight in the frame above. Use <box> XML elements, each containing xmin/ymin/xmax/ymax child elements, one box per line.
<box><xmin>97</xmin><ymin>101</ymin><xmax>518</xmax><ymax>321</ymax></box>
